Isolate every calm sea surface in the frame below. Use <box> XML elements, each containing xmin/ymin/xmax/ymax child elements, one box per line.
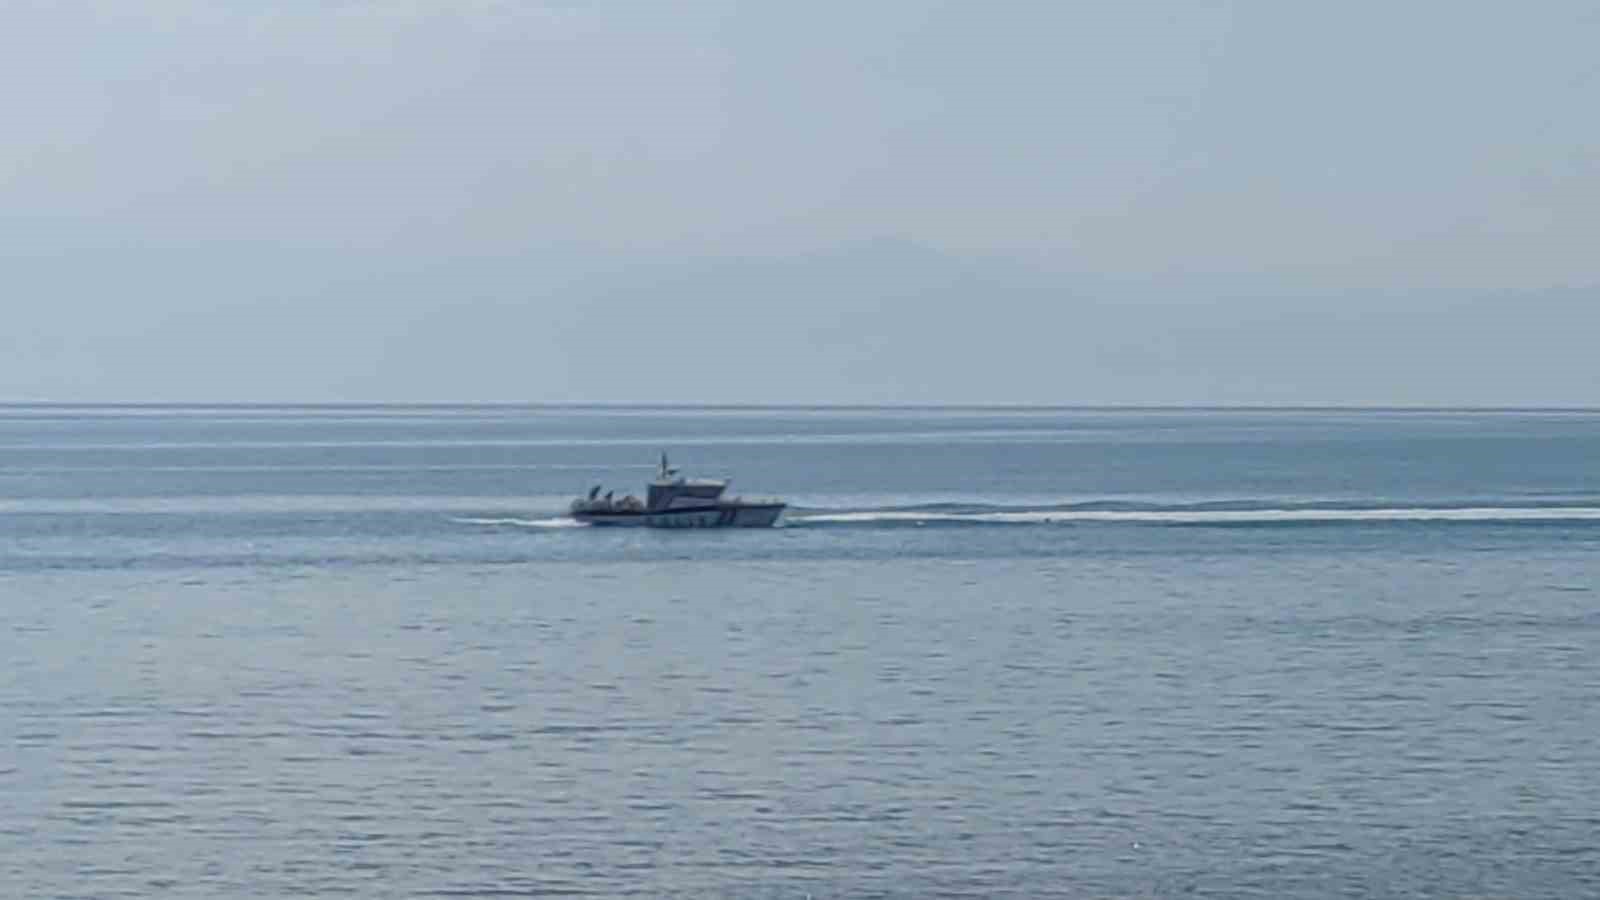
<box><xmin>3</xmin><ymin>406</ymin><xmax>1599</xmax><ymax>897</ymax></box>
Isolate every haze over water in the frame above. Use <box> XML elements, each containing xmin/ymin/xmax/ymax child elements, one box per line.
<box><xmin>8</xmin><ymin>2</ymin><xmax>1599</xmax><ymax>895</ymax></box>
<box><xmin>4</xmin><ymin>405</ymin><xmax>1599</xmax><ymax>897</ymax></box>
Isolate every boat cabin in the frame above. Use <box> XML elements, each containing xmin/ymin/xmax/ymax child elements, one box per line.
<box><xmin>646</xmin><ymin>453</ymin><xmax>728</xmax><ymax>511</ymax></box>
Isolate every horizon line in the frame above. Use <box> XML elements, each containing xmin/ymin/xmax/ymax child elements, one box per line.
<box><xmin>1</xmin><ymin>402</ymin><xmax>1597</xmax><ymax>413</ymax></box>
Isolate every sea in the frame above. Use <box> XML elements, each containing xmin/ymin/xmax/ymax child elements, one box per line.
<box><xmin>3</xmin><ymin>405</ymin><xmax>1598</xmax><ymax>898</ymax></box>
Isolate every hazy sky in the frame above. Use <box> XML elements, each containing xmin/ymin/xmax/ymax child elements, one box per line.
<box><xmin>4</xmin><ymin>1</ymin><xmax>1597</xmax><ymax>404</ymax></box>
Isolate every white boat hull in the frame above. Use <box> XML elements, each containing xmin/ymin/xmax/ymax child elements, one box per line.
<box><xmin>569</xmin><ymin>454</ymin><xmax>785</xmax><ymax>528</ymax></box>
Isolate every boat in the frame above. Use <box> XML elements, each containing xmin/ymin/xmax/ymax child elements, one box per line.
<box><xmin>569</xmin><ymin>453</ymin><xmax>786</xmax><ymax>528</ymax></box>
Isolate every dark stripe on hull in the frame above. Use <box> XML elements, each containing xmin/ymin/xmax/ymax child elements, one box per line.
<box><xmin>573</xmin><ymin>504</ymin><xmax>785</xmax><ymax>528</ymax></box>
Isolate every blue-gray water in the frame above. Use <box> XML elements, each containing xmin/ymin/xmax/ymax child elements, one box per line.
<box><xmin>4</xmin><ymin>406</ymin><xmax>1599</xmax><ymax>897</ymax></box>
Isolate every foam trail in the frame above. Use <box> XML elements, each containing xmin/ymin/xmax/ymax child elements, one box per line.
<box><xmin>793</xmin><ymin>507</ymin><xmax>1600</xmax><ymax>526</ymax></box>
<box><xmin>452</xmin><ymin>516</ymin><xmax>587</xmax><ymax>529</ymax></box>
